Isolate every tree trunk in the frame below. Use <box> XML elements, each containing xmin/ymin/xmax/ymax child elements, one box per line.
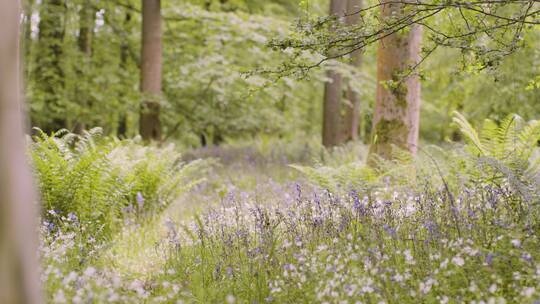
<box><xmin>118</xmin><ymin>11</ymin><xmax>132</xmax><ymax>138</ymax></box>
<box><xmin>0</xmin><ymin>1</ymin><xmax>42</xmax><ymax>303</ymax></box>
<box><xmin>78</xmin><ymin>1</ymin><xmax>95</xmax><ymax>57</ymax></box>
<box><xmin>74</xmin><ymin>0</ymin><xmax>96</xmax><ymax>133</ymax></box>
<box><xmin>322</xmin><ymin>0</ymin><xmax>346</xmax><ymax>147</ymax></box>
<box><xmin>323</xmin><ymin>0</ymin><xmax>364</xmax><ymax>147</ymax></box>
<box><xmin>344</xmin><ymin>0</ymin><xmax>363</xmax><ymax>142</ymax></box>
<box><xmin>35</xmin><ymin>0</ymin><xmax>67</xmax><ymax>133</ymax></box>
<box><xmin>140</xmin><ymin>0</ymin><xmax>162</xmax><ymax>141</ymax></box>
<box><xmin>22</xmin><ymin>0</ymin><xmax>34</xmax><ymax>80</ymax></box>
<box><xmin>368</xmin><ymin>0</ymin><xmax>422</xmax><ymax>161</ymax></box>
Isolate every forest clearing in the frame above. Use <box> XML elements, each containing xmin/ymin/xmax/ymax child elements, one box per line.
<box><xmin>2</xmin><ymin>0</ymin><xmax>540</xmax><ymax>303</ymax></box>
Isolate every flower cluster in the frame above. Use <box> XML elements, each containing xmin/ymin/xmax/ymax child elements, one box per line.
<box><xmin>162</xmin><ymin>181</ymin><xmax>540</xmax><ymax>303</ymax></box>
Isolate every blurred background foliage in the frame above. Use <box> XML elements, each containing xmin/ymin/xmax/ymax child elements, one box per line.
<box><xmin>22</xmin><ymin>0</ymin><xmax>540</xmax><ymax>146</ymax></box>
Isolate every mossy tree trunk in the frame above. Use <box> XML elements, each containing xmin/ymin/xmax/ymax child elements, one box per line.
<box><xmin>118</xmin><ymin>11</ymin><xmax>133</xmax><ymax>138</ymax></box>
<box><xmin>78</xmin><ymin>1</ymin><xmax>95</xmax><ymax>57</ymax></box>
<box><xmin>35</xmin><ymin>0</ymin><xmax>67</xmax><ymax>133</ymax></box>
<box><xmin>140</xmin><ymin>0</ymin><xmax>162</xmax><ymax>141</ymax></box>
<box><xmin>368</xmin><ymin>0</ymin><xmax>422</xmax><ymax>161</ymax></box>
<box><xmin>0</xmin><ymin>0</ymin><xmax>42</xmax><ymax>302</ymax></box>
<box><xmin>74</xmin><ymin>0</ymin><xmax>97</xmax><ymax>133</ymax></box>
<box><xmin>22</xmin><ymin>0</ymin><xmax>34</xmax><ymax>80</ymax></box>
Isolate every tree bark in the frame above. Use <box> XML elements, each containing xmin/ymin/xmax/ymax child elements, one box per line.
<box><xmin>344</xmin><ymin>0</ymin><xmax>363</xmax><ymax>142</ymax></box>
<box><xmin>140</xmin><ymin>0</ymin><xmax>162</xmax><ymax>141</ymax></box>
<box><xmin>35</xmin><ymin>0</ymin><xmax>67</xmax><ymax>133</ymax></box>
<box><xmin>322</xmin><ymin>0</ymin><xmax>346</xmax><ymax>148</ymax></box>
<box><xmin>0</xmin><ymin>1</ymin><xmax>42</xmax><ymax>303</ymax></box>
<box><xmin>74</xmin><ymin>0</ymin><xmax>96</xmax><ymax>133</ymax></box>
<box><xmin>368</xmin><ymin>0</ymin><xmax>422</xmax><ymax>161</ymax></box>
<box><xmin>118</xmin><ymin>11</ymin><xmax>132</xmax><ymax>138</ymax></box>
<box><xmin>78</xmin><ymin>1</ymin><xmax>95</xmax><ymax>57</ymax></box>
<box><xmin>323</xmin><ymin>0</ymin><xmax>364</xmax><ymax>147</ymax></box>
<box><xmin>22</xmin><ymin>0</ymin><xmax>34</xmax><ymax>80</ymax></box>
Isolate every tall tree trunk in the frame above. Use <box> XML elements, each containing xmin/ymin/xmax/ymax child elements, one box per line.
<box><xmin>322</xmin><ymin>0</ymin><xmax>346</xmax><ymax>147</ymax></box>
<box><xmin>35</xmin><ymin>0</ymin><xmax>67</xmax><ymax>133</ymax></box>
<box><xmin>140</xmin><ymin>0</ymin><xmax>162</xmax><ymax>141</ymax></box>
<box><xmin>78</xmin><ymin>1</ymin><xmax>95</xmax><ymax>57</ymax></box>
<box><xmin>74</xmin><ymin>0</ymin><xmax>96</xmax><ymax>133</ymax></box>
<box><xmin>118</xmin><ymin>11</ymin><xmax>132</xmax><ymax>138</ymax></box>
<box><xmin>323</xmin><ymin>0</ymin><xmax>364</xmax><ymax>147</ymax></box>
<box><xmin>22</xmin><ymin>0</ymin><xmax>34</xmax><ymax>81</ymax></box>
<box><xmin>368</xmin><ymin>0</ymin><xmax>422</xmax><ymax>161</ymax></box>
<box><xmin>344</xmin><ymin>0</ymin><xmax>363</xmax><ymax>142</ymax></box>
<box><xmin>0</xmin><ymin>1</ymin><xmax>42</xmax><ymax>303</ymax></box>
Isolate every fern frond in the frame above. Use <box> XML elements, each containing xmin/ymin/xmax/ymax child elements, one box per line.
<box><xmin>517</xmin><ymin>120</ymin><xmax>540</xmax><ymax>160</ymax></box>
<box><xmin>499</xmin><ymin>114</ymin><xmax>521</xmax><ymax>160</ymax></box>
<box><xmin>452</xmin><ymin>111</ymin><xmax>486</xmax><ymax>156</ymax></box>
<box><xmin>479</xmin><ymin>119</ymin><xmax>499</xmax><ymax>156</ymax></box>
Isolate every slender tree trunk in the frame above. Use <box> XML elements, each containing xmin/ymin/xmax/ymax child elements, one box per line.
<box><xmin>78</xmin><ymin>1</ymin><xmax>95</xmax><ymax>57</ymax></box>
<box><xmin>118</xmin><ymin>11</ymin><xmax>132</xmax><ymax>138</ymax></box>
<box><xmin>344</xmin><ymin>0</ymin><xmax>363</xmax><ymax>142</ymax></box>
<box><xmin>0</xmin><ymin>1</ymin><xmax>42</xmax><ymax>303</ymax></box>
<box><xmin>35</xmin><ymin>0</ymin><xmax>67</xmax><ymax>133</ymax></box>
<box><xmin>140</xmin><ymin>0</ymin><xmax>162</xmax><ymax>141</ymax></box>
<box><xmin>368</xmin><ymin>0</ymin><xmax>422</xmax><ymax>161</ymax></box>
<box><xmin>322</xmin><ymin>0</ymin><xmax>346</xmax><ymax>147</ymax></box>
<box><xmin>323</xmin><ymin>0</ymin><xmax>364</xmax><ymax>147</ymax></box>
<box><xmin>22</xmin><ymin>0</ymin><xmax>34</xmax><ymax>80</ymax></box>
<box><xmin>74</xmin><ymin>0</ymin><xmax>96</xmax><ymax>133</ymax></box>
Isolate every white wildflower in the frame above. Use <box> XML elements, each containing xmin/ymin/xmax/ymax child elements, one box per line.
<box><xmin>62</xmin><ymin>271</ymin><xmax>78</xmax><ymax>285</ymax></box>
<box><xmin>362</xmin><ymin>285</ymin><xmax>374</xmax><ymax>293</ymax></box>
<box><xmin>452</xmin><ymin>256</ymin><xmax>465</xmax><ymax>267</ymax></box>
<box><xmin>83</xmin><ymin>266</ymin><xmax>96</xmax><ymax>277</ymax></box>
<box><xmin>404</xmin><ymin>249</ymin><xmax>415</xmax><ymax>265</ymax></box>
<box><xmin>522</xmin><ymin>287</ymin><xmax>535</xmax><ymax>298</ymax></box>
<box><xmin>53</xmin><ymin>290</ymin><xmax>66</xmax><ymax>303</ymax></box>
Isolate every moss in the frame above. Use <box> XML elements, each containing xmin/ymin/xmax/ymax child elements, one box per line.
<box><xmin>391</xmin><ymin>73</ymin><xmax>409</xmax><ymax>109</ymax></box>
<box><xmin>369</xmin><ymin>118</ymin><xmax>409</xmax><ymax>162</ymax></box>
<box><xmin>373</xmin><ymin>118</ymin><xmax>408</xmax><ymax>144</ymax></box>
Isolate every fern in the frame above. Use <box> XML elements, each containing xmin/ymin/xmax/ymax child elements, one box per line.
<box><xmin>452</xmin><ymin>112</ymin><xmax>487</xmax><ymax>155</ymax></box>
<box><xmin>31</xmin><ymin>129</ymin><xmax>210</xmax><ymax>242</ymax></box>
<box><xmin>453</xmin><ymin>112</ymin><xmax>540</xmax><ymax>169</ymax></box>
<box><xmin>453</xmin><ymin>112</ymin><xmax>540</xmax><ymax>199</ymax></box>
<box><xmin>290</xmin><ymin>163</ymin><xmax>377</xmax><ymax>192</ymax></box>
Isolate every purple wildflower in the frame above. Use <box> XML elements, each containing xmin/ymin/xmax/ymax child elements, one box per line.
<box><xmin>136</xmin><ymin>192</ymin><xmax>145</xmax><ymax>211</ymax></box>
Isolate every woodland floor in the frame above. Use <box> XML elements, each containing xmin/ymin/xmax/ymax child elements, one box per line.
<box><xmin>102</xmin><ymin>146</ymin><xmax>306</xmax><ymax>283</ymax></box>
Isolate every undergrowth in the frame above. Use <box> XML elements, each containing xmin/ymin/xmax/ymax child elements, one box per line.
<box><xmin>32</xmin><ymin>128</ymin><xmax>209</xmax><ymax>247</ymax></box>
<box><xmin>38</xmin><ymin>114</ymin><xmax>540</xmax><ymax>303</ymax></box>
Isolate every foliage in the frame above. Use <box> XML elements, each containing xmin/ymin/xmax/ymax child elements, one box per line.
<box><xmin>21</xmin><ymin>0</ymin><xmax>540</xmax><ymax>302</ymax></box>
<box><xmin>24</xmin><ymin>0</ymin><xmax>326</xmax><ymax>143</ymax></box>
<box><xmin>421</xmin><ymin>31</ymin><xmax>540</xmax><ymax>142</ymax></box>
<box><xmin>36</xmin><ymin>136</ymin><xmax>540</xmax><ymax>303</ymax></box>
<box><xmin>162</xmin><ymin>4</ymin><xmax>326</xmax><ymax>144</ymax></box>
<box><xmin>24</xmin><ymin>0</ymin><xmax>540</xmax><ymax>146</ymax></box>
<box><xmin>31</xmin><ymin>128</ymin><xmax>208</xmax><ymax>242</ymax></box>
<box><xmin>270</xmin><ymin>0</ymin><xmax>536</xmax><ymax>76</ymax></box>
<box><xmin>156</xmin><ymin>182</ymin><xmax>540</xmax><ymax>303</ymax></box>
<box><xmin>452</xmin><ymin>112</ymin><xmax>540</xmax><ymax>195</ymax></box>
